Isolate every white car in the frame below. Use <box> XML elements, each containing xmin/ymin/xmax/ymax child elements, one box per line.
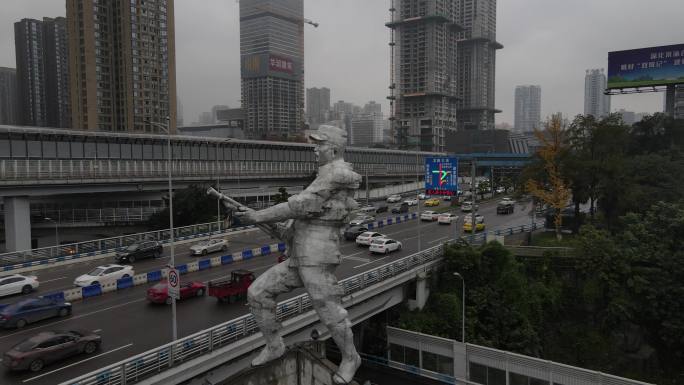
<box><xmin>0</xmin><ymin>274</ymin><xmax>39</xmax><ymax>297</ymax></box>
<box><xmin>463</xmin><ymin>214</ymin><xmax>485</xmax><ymax>224</ymax></box>
<box><xmin>190</xmin><ymin>238</ymin><xmax>228</xmax><ymax>255</ymax></box>
<box><xmin>404</xmin><ymin>198</ymin><xmax>418</xmax><ymax>206</ymax></box>
<box><xmin>417</xmin><ymin>193</ymin><xmax>429</xmax><ymax>200</ymax></box>
<box><xmin>461</xmin><ymin>201</ymin><xmax>479</xmax><ymax>212</ymax></box>
<box><xmin>355</xmin><ymin>232</ymin><xmax>386</xmax><ymax>246</ymax></box>
<box><xmin>349</xmin><ymin>215</ymin><xmax>375</xmax><ymax>226</ymax></box>
<box><xmin>496</xmin><ymin>186</ymin><xmax>506</xmax><ymax>194</ymax></box>
<box><xmin>369</xmin><ymin>238</ymin><xmax>402</xmax><ymax>254</ymax></box>
<box><xmin>438</xmin><ymin>213</ymin><xmax>459</xmax><ymax>224</ymax></box>
<box><xmin>420</xmin><ymin>210</ymin><xmax>439</xmax><ymax>221</ymax></box>
<box><xmin>74</xmin><ymin>264</ymin><xmax>135</xmax><ymax>287</ymax></box>
<box><xmin>359</xmin><ymin>205</ymin><xmax>377</xmax><ymax>214</ymax></box>
<box><xmin>386</xmin><ymin>195</ymin><xmax>402</xmax><ymax>203</ymax></box>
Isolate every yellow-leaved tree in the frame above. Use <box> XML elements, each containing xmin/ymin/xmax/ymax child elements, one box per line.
<box><xmin>525</xmin><ymin>116</ymin><xmax>571</xmax><ymax>240</ymax></box>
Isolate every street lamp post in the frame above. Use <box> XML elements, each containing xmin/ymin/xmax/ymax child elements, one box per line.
<box><xmin>148</xmin><ymin>117</ymin><xmax>177</xmax><ymax>341</ymax></box>
<box><xmin>44</xmin><ymin>217</ymin><xmax>59</xmax><ymax>247</ymax></box>
<box><xmin>453</xmin><ymin>272</ymin><xmax>465</xmax><ymax>343</ymax></box>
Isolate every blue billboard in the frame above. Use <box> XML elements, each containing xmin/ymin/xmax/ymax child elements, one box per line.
<box><xmin>608</xmin><ymin>44</ymin><xmax>684</xmax><ymax>89</ymax></box>
<box><xmin>424</xmin><ymin>157</ymin><xmax>458</xmax><ymax>196</ymax></box>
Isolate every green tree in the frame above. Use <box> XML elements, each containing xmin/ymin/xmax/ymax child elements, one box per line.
<box><xmin>146</xmin><ymin>184</ymin><xmax>219</xmax><ymax>230</ymax></box>
<box><xmin>273</xmin><ymin>187</ymin><xmax>291</xmax><ymax>204</ymax></box>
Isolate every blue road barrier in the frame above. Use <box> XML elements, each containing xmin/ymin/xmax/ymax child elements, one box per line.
<box><xmin>387</xmin><ymin>218</ymin><xmax>393</xmax><ymax>225</ymax></box>
<box><xmin>0</xmin><ymin>304</ymin><xmax>8</xmax><ymax>311</ymax></box>
<box><xmin>198</xmin><ymin>259</ymin><xmax>211</xmax><ymax>271</ymax></box>
<box><xmin>277</xmin><ymin>243</ymin><xmax>286</xmax><ymax>252</ymax></box>
<box><xmin>242</xmin><ymin>249</ymin><xmax>253</xmax><ymax>260</ymax></box>
<box><xmin>82</xmin><ymin>284</ymin><xmax>102</xmax><ymax>298</ymax></box>
<box><xmin>147</xmin><ymin>270</ymin><xmax>162</xmax><ymax>282</ymax></box>
<box><xmin>41</xmin><ymin>291</ymin><xmax>65</xmax><ymax>302</ymax></box>
<box><xmin>396</xmin><ymin>216</ymin><xmax>401</xmax><ymax>223</ymax></box>
<box><xmin>176</xmin><ymin>264</ymin><xmax>188</xmax><ymax>274</ymax></box>
<box><xmin>221</xmin><ymin>255</ymin><xmax>233</xmax><ymax>265</ymax></box>
<box><xmin>261</xmin><ymin>246</ymin><xmax>271</xmax><ymax>256</ymax></box>
<box><xmin>117</xmin><ymin>276</ymin><xmax>134</xmax><ymax>290</ymax></box>
<box><xmin>368</xmin><ymin>223</ymin><xmax>375</xmax><ymax>229</ymax></box>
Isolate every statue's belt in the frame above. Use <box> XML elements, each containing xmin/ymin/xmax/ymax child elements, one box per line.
<box><xmin>300</xmin><ymin>219</ymin><xmax>346</xmax><ymax>226</ymax></box>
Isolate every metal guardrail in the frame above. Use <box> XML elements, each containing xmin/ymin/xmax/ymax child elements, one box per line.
<box><xmin>26</xmin><ymin>207</ymin><xmax>162</xmax><ymax>224</ymax></box>
<box><xmin>64</xmin><ymin>222</ymin><xmax>542</xmax><ymax>385</ymax></box>
<box><xmin>63</xmin><ymin>244</ymin><xmax>445</xmax><ymax>385</ymax></box>
<box><xmin>0</xmin><ymin>221</ymin><xmax>240</xmax><ymax>268</ymax></box>
<box><xmin>505</xmin><ymin>245</ymin><xmax>575</xmax><ymax>258</ymax></box>
<box><xmin>0</xmin><ymin>159</ymin><xmax>420</xmax><ymax>183</ymax></box>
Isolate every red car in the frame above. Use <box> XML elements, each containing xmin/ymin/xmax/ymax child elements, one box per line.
<box><xmin>146</xmin><ymin>281</ymin><xmax>207</xmax><ymax>304</ymax></box>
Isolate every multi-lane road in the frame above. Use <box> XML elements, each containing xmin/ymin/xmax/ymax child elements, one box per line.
<box><xmin>0</xmin><ymin>198</ymin><xmax>535</xmax><ymax>385</ymax></box>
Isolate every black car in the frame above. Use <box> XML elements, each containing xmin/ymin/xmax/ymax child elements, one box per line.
<box><xmin>391</xmin><ymin>202</ymin><xmax>409</xmax><ymax>214</ymax></box>
<box><xmin>375</xmin><ymin>205</ymin><xmax>388</xmax><ymax>214</ymax></box>
<box><xmin>115</xmin><ymin>241</ymin><xmax>163</xmax><ymax>263</ymax></box>
<box><xmin>343</xmin><ymin>226</ymin><xmax>369</xmax><ymax>241</ymax></box>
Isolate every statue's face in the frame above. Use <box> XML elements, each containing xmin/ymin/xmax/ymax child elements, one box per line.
<box><xmin>314</xmin><ymin>143</ymin><xmax>340</xmax><ymax>165</ymax></box>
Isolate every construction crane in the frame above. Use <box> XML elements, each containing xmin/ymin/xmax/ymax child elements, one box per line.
<box><xmin>254</xmin><ymin>4</ymin><xmax>318</xmax><ymax>28</ymax></box>
<box><xmin>235</xmin><ymin>1</ymin><xmax>319</xmax><ymax>28</ymax></box>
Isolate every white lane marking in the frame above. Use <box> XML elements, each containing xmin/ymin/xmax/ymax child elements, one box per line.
<box><xmin>0</xmin><ymin>299</ymin><xmax>146</xmax><ymax>341</ymax></box>
<box><xmin>37</xmin><ymin>276</ymin><xmax>68</xmax><ymax>283</ymax></box>
<box><xmin>22</xmin><ymin>343</ymin><xmax>134</xmax><ymax>383</ymax></box>
<box><xmin>345</xmin><ymin>256</ymin><xmax>371</xmax><ymax>263</ymax></box>
<box><xmin>92</xmin><ymin>329</ymin><xmax>102</xmax><ymax>333</ymax></box>
<box><xmin>353</xmin><ymin>256</ymin><xmax>389</xmax><ymax>269</ymax></box>
<box><xmin>429</xmin><ymin>236</ymin><xmax>450</xmax><ymax>244</ymax></box>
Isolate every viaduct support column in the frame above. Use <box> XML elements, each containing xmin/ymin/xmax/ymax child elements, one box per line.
<box><xmin>4</xmin><ymin>196</ymin><xmax>32</xmax><ymax>252</ymax></box>
<box><xmin>408</xmin><ymin>271</ymin><xmax>430</xmax><ymax>310</ymax></box>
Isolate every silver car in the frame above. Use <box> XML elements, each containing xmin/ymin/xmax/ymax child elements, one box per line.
<box><xmin>190</xmin><ymin>238</ymin><xmax>228</xmax><ymax>256</ymax></box>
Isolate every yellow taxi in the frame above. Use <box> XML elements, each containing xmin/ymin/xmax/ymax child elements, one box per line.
<box><xmin>462</xmin><ymin>214</ymin><xmax>485</xmax><ymax>232</ymax></box>
<box><xmin>424</xmin><ymin>198</ymin><xmax>440</xmax><ymax>207</ymax></box>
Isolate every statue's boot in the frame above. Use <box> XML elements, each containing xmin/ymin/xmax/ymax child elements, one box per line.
<box><xmin>330</xmin><ymin>321</ymin><xmax>361</xmax><ymax>384</ymax></box>
<box><xmin>250</xmin><ymin>302</ymin><xmax>286</xmax><ymax>366</ymax></box>
<box><xmin>251</xmin><ymin>337</ymin><xmax>286</xmax><ymax>366</ymax></box>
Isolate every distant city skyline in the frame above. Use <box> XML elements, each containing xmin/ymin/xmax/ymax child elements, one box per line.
<box><xmin>0</xmin><ymin>1</ymin><xmax>680</xmax><ymax>130</ymax></box>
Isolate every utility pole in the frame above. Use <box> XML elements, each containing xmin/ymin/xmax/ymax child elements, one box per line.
<box><xmin>471</xmin><ymin>160</ymin><xmax>477</xmax><ymax>241</ymax></box>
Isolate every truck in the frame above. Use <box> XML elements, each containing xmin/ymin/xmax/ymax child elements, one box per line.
<box><xmin>208</xmin><ymin>270</ymin><xmax>256</xmax><ymax>303</ymax></box>
<box><xmin>496</xmin><ymin>200</ymin><xmax>515</xmax><ymax>215</ymax></box>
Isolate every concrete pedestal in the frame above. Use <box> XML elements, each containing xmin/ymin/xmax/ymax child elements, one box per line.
<box><xmin>4</xmin><ymin>196</ymin><xmax>31</xmax><ymax>252</ymax></box>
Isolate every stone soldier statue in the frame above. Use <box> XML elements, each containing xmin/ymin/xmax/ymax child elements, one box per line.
<box><xmin>235</xmin><ymin>125</ymin><xmax>362</xmax><ymax>384</ymax></box>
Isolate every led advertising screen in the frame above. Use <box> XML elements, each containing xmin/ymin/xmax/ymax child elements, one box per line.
<box><xmin>608</xmin><ymin>44</ymin><xmax>684</xmax><ymax>89</ymax></box>
<box><xmin>424</xmin><ymin>157</ymin><xmax>458</xmax><ymax>196</ymax></box>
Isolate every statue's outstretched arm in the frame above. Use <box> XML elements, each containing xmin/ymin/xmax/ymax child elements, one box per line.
<box><xmin>247</xmin><ymin>202</ymin><xmax>295</xmax><ymax>224</ymax></box>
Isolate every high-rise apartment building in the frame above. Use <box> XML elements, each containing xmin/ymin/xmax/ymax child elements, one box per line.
<box><xmin>306</xmin><ymin>87</ymin><xmax>330</xmax><ymax>129</ymax></box>
<box><xmin>455</xmin><ymin>0</ymin><xmax>501</xmax><ymax>130</ymax></box>
<box><xmin>67</xmin><ymin>0</ymin><xmax>176</xmax><ymax>133</ymax></box>
<box><xmin>0</xmin><ymin>67</ymin><xmax>18</xmax><ymax>125</ymax></box>
<box><xmin>15</xmin><ymin>18</ymin><xmax>70</xmax><ymax>127</ymax></box>
<box><xmin>240</xmin><ymin>0</ymin><xmax>304</xmax><ymax>140</ymax></box>
<box><xmin>363</xmin><ymin>101</ymin><xmax>382</xmax><ymax>115</ymax></box>
<box><xmin>351</xmin><ymin>113</ymin><xmax>387</xmax><ymax>147</ymax></box>
<box><xmin>514</xmin><ymin>85</ymin><xmax>541</xmax><ymax>132</ymax></box>
<box><xmin>387</xmin><ymin>0</ymin><xmax>460</xmax><ymax>152</ymax></box>
<box><xmin>584</xmin><ymin>69</ymin><xmax>611</xmax><ymax>118</ymax></box>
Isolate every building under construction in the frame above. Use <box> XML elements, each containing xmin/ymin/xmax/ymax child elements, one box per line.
<box><xmin>239</xmin><ymin>0</ymin><xmax>306</xmax><ymax>140</ymax></box>
<box><xmin>454</xmin><ymin>0</ymin><xmax>502</xmax><ymax>130</ymax></box>
<box><xmin>387</xmin><ymin>0</ymin><xmax>502</xmax><ymax>150</ymax></box>
<box><xmin>387</xmin><ymin>0</ymin><xmax>460</xmax><ymax>152</ymax></box>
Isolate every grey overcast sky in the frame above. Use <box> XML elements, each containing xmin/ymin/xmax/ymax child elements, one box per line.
<box><xmin>1</xmin><ymin>1</ymin><xmax>682</xmax><ymax>126</ymax></box>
